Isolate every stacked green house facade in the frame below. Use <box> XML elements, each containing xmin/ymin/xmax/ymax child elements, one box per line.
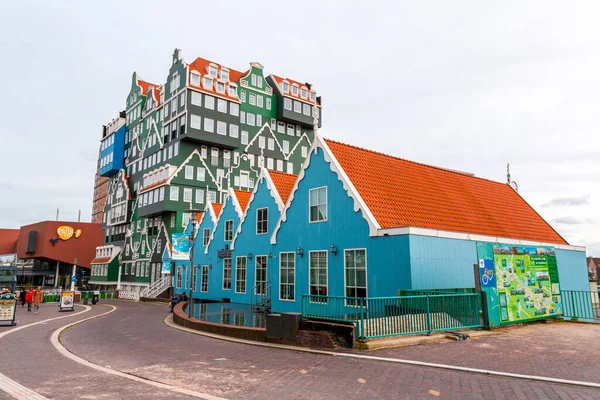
<box><xmin>89</xmin><ymin>49</ymin><xmax>322</xmax><ymax>299</ymax></box>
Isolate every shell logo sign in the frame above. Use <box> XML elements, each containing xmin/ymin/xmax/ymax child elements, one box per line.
<box><xmin>56</xmin><ymin>226</ymin><xmax>82</xmax><ymax>241</ymax></box>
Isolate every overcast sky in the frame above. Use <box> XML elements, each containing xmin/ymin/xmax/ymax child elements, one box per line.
<box><xmin>0</xmin><ymin>1</ymin><xmax>598</xmax><ymax>255</ymax></box>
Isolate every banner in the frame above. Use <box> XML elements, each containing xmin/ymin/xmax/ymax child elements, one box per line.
<box><xmin>161</xmin><ymin>260</ymin><xmax>171</xmax><ymax>275</ymax></box>
<box><xmin>0</xmin><ymin>293</ymin><xmax>17</xmax><ymax>325</ymax></box>
<box><xmin>60</xmin><ymin>291</ymin><xmax>75</xmax><ymax>311</ymax></box>
<box><xmin>477</xmin><ymin>243</ymin><xmax>561</xmax><ymax>325</ymax></box>
<box><xmin>171</xmin><ymin>233</ymin><xmax>190</xmax><ymax>260</ymax></box>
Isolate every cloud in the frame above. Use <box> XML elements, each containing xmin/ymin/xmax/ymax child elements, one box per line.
<box><xmin>552</xmin><ymin>216</ymin><xmax>583</xmax><ymax>225</ymax></box>
<box><xmin>542</xmin><ymin>195</ymin><xmax>590</xmax><ymax>208</ymax></box>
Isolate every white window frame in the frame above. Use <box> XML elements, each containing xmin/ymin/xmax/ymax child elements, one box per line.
<box><xmin>183</xmin><ymin>187</ymin><xmax>192</xmax><ymax>202</ymax></box>
<box><xmin>256</xmin><ymin>207</ymin><xmax>268</xmax><ymax>235</ymax></box>
<box><xmin>222</xmin><ymin>258</ymin><xmax>232</xmax><ymax>290</ymax></box>
<box><xmin>235</xmin><ymin>256</ymin><xmax>247</xmax><ymax>294</ymax></box>
<box><xmin>344</xmin><ymin>248</ymin><xmax>368</xmax><ymax>306</ymax></box>
<box><xmin>309</xmin><ymin>250</ymin><xmax>328</xmax><ymax>302</ymax></box>
<box><xmin>184</xmin><ymin>165</ymin><xmax>194</xmax><ymax>180</ymax></box>
<box><xmin>309</xmin><ymin>186</ymin><xmax>327</xmax><ymax>223</ymax></box>
<box><xmin>203</xmin><ymin>228</ymin><xmax>210</xmax><ymax>246</ymax></box>
<box><xmin>279</xmin><ymin>252</ymin><xmax>295</xmax><ymax>301</ymax></box>
<box><xmin>200</xmin><ymin>265</ymin><xmax>209</xmax><ymax>292</ymax></box>
<box><xmin>224</xmin><ymin>219</ymin><xmax>233</xmax><ymax>242</ymax></box>
<box><xmin>170</xmin><ymin>186</ymin><xmax>179</xmax><ymax>201</ymax></box>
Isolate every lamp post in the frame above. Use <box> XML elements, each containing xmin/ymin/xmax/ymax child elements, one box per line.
<box><xmin>70</xmin><ymin>257</ymin><xmax>78</xmax><ymax>291</ymax></box>
<box><xmin>185</xmin><ymin>209</ymin><xmax>201</xmax><ymax>318</ymax></box>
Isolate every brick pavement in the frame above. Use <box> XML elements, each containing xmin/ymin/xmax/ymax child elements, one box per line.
<box><xmin>59</xmin><ymin>300</ymin><xmax>600</xmax><ymax>399</ymax></box>
<box><xmin>0</xmin><ymin>303</ymin><xmax>195</xmax><ymax>399</ymax></box>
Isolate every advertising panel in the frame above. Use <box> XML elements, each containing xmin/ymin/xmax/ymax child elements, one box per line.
<box><xmin>60</xmin><ymin>291</ymin><xmax>75</xmax><ymax>311</ymax></box>
<box><xmin>0</xmin><ymin>293</ymin><xmax>17</xmax><ymax>325</ymax></box>
<box><xmin>171</xmin><ymin>233</ymin><xmax>190</xmax><ymax>260</ymax></box>
<box><xmin>477</xmin><ymin>243</ymin><xmax>561</xmax><ymax>324</ymax></box>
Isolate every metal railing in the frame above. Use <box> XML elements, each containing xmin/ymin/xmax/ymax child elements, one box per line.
<box><xmin>140</xmin><ymin>275</ymin><xmax>171</xmax><ymax>298</ymax></box>
<box><xmin>302</xmin><ymin>292</ymin><xmax>482</xmax><ymax>340</ymax></box>
<box><xmin>251</xmin><ymin>282</ymin><xmax>272</xmax><ymax>311</ymax></box>
<box><xmin>561</xmin><ymin>290</ymin><xmax>600</xmax><ymax>321</ymax></box>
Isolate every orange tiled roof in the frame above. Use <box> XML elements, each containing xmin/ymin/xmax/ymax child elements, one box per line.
<box><xmin>188</xmin><ymin>57</ymin><xmax>243</xmax><ymax>102</ymax></box>
<box><xmin>138</xmin><ymin>78</ymin><xmax>159</xmax><ymax>96</ymax></box>
<box><xmin>269</xmin><ymin>171</ymin><xmax>297</xmax><ymax>204</ymax></box>
<box><xmin>91</xmin><ymin>257</ymin><xmax>111</xmax><ymax>264</ymax></box>
<box><xmin>324</xmin><ymin>139</ymin><xmax>568</xmax><ymax>245</ymax></box>
<box><xmin>234</xmin><ymin>190</ymin><xmax>252</xmax><ymax>213</ymax></box>
<box><xmin>211</xmin><ymin>202</ymin><xmax>223</xmax><ymax>217</ymax></box>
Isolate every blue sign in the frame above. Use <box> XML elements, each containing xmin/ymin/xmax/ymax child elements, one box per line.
<box><xmin>479</xmin><ymin>258</ymin><xmax>496</xmax><ymax>288</ymax></box>
<box><xmin>171</xmin><ymin>233</ymin><xmax>190</xmax><ymax>260</ymax></box>
<box><xmin>71</xmin><ymin>275</ymin><xmax>77</xmax><ymax>282</ymax></box>
<box><xmin>161</xmin><ymin>261</ymin><xmax>171</xmax><ymax>275</ymax></box>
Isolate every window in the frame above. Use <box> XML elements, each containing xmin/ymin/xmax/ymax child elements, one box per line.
<box><xmin>204</xmin><ymin>118</ymin><xmax>214</xmax><ymax>132</ymax></box>
<box><xmin>170</xmin><ymin>186</ymin><xmax>179</xmax><ymax>201</ymax></box>
<box><xmin>208</xmin><ymin>65</ymin><xmax>217</xmax><ymax>77</ymax></box>
<box><xmin>170</xmin><ymin>213</ymin><xmax>175</xmax><ymax>228</ymax></box>
<box><xmin>224</xmin><ymin>220</ymin><xmax>233</xmax><ymax>241</ymax></box>
<box><xmin>185</xmin><ymin>165</ymin><xmax>194</xmax><ymax>179</ymax></box>
<box><xmin>159</xmin><ymin>186</ymin><xmax>165</xmax><ymax>201</ymax></box>
<box><xmin>208</xmin><ymin>190</ymin><xmax>216</xmax><ymax>203</ymax></box>
<box><xmin>246</xmin><ymin>113</ymin><xmax>255</xmax><ymax>126</ymax></box>
<box><xmin>176</xmin><ymin>266</ymin><xmax>183</xmax><ymax>288</ymax></box>
<box><xmin>303</xmin><ymin>103</ymin><xmax>311</xmax><ymax>116</ymax></box>
<box><xmin>205</xmin><ymin>95</ymin><xmax>215</xmax><ymax>110</ymax></box>
<box><xmin>217</xmin><ymin>99</ymin><xmax>227</xmax><ymax>113</ymax></box>
<box><xmin>287</xmin><ymin>162</ymin><xmax>294</xmax><ymax>174</ymax></box>
<box><xmin>211</xmin><ymin>148</ymin><xmax>219</xmax><ymax>166</ymax></box>
<box><xmin>241</xmin><ymin>130</ymin><xmax>248</xmax><ymax>145</ymax></box>
<box><xmin>222</xmin><ymin>258</ymin><xmax>232</xmax><ymax>290</ymax></box>
<box><xmin>282</xmin><ymin>140</ymin><xmax>289</xmax><ymax>153</ymax></box>
<box><xmin>191</xmin><ymin>265</ymin><xmax>197</xmax><ymax>291</ymax></box>
<box><xmin>282</xmin><ymin>82</ymin><xmax>289</xmax><ymax>92</ymax></box>
<box><xmin>229</xmin><ymin>124</ymin><xmax>239</xmax><ymax>138</ymax></box>
<box><xmin>309</xmin><ymin>187</ymin><xmax>327</xmax><ymax>222</ymax></box>
<box><xmin>203</xmin><ymin>77</ymin><xmax>213</xmax><ymax>90</ymax></box>
<box><xmin>190</xmin><ymin>114</ymin><xmax>201</xmax><ymax>129</ymax></box>
<box><xmin>217</xmin><ymin>121</ymin><xmax>227</xmax><ymax>135</ymax></box>
<box><xmin>249</xmin><ymin>93</ymin><xmax>256</xmax><ymax>105</ymax></box>
<box><xmin>172</xmin><ymin>97</ymin><xmax>178</xmax><ymax>114</ymax></box>
<box><xmin>195</xmin><ymin>189</ymin><xmax>204</xmax><ymax>203</ymax></box>
<box><xmin>280</xmin><ymin>252</ymin><xmax>295</xmax><ymax>300</ymax></box>
<box><xmin>301</xmin><ymin>88</ymin><xmax>308</xmax><ymax>99</ymax></box>
<box><xmin>256</xmin><ymin>208</ymin><xmax>268</xmax><ymax>234</ymax></box>
<box><xmin>201</xmin><ymin>146</ymin><xmax>207</xmax><ymax>159</ymax></box>
<box><xmin>310</xmin><ymin>92</ymin><xmax>316</xmax><ymax>102</ymax></box>
<box><xmin>266</xmin><ymin>98</ymin><xmax>271</xmax><ymax>110</ymax></box>
<box><xmin>174</xmin><ymin>141</ymin><xmax>179</xmax><ymax>156</ymax></box>
<box><xmin>301</xmin><ymin>146</ymin><xmax>308</xmax><ymax>158</ymax></box>
<box><xmin>292</xmin><ymin>86</ymin><xmax>299</xmax><ymax>96</ymax></box>
<box><xmin>240</xmin><ymin>90</ymin><xmax>246</xmax><ymax>102</ymax></box>
<box><xmin>267</xmin><ymin>138</ymin><xmax>274</xmax><ymax>151</ymax></box>
<box><xmin>287</xmin><ymin>124</ymin><xmax>294</xmax><ymax>136</ymax></box>
<box><xmin>345</xmin><ymin>249</ymin><xmax>367</xmax><ymax>304</ymax></box>
<box><xmin>216</xmin><ymin>81</ymin><xmax>225</xmax><ymax>93</ymax></box>
<box><xmin>182</xmin><ymin>212</ymin><xmax>190</xmax><ymax>227</ymax></box>
<box><xmin>309</xmin><ymin>251</ymin><xmax>328</xmax><ymax>302</ymax></box>
<box><xmin>240</xmin><ymin>111</ymin><xmax>246</xmax><ymax>124</ymax></box>
<box><xmin>217</xmin><ymin>169</ymin><xmax>224</xmax><ymax>182</ymax></box>
<box><xmin>190</xmin><ymin>72</ymin><xmax>200</xmax><ymax>86</ymax></box>
<box><xmin>235</xmin><ymin>256</ymin><xmax>247</xmax><ymax>293</ymax></box>
<box><xmin>267</xmin><ymin>157</ymin><xmax>274</xmax><ymax>170</ymax></box>
<box><xmin>293</xmin><ymin>101</ymin><xmax>301</xmax><ymax>113</ymax></box>
<box><xmin>257</xmin><ymin>95</ymin><xmax>264</xmax><ymax>108</ymax></box>
<box><xmin>255</xmin><ymin>256</ymin><xmax>267</xmax><ymax>295</ymax></box>
<box><xmin>228</xmin><ymin>85</ymin><xmax>237</xmax><ymax>97</ymax></box>
<box><xmin>191</xmin><ymin>92</ymin><xmax>201</xmax><ymax>106</ymax></box>
<box><xmin>259</xmin><ymin>136</ymin><xmax>265</xmax><ymax>149</ymax></box>
<box><xmin>270</xmin><ymin>118</ymin><xmax>276</xmax><ymax>130</ymax></box>
<box><xmin>277</xmin><ymin>122</ymin><xmax>285</xmax><ymax>133</ymax></box>
<box><xmin>201</xmin><ymin>265</ymin><xmax>209</xmax><ymax>292</ymax></box>
<box><xmin>230</xmin><ymin>102</ymin><xmax>239</xmax><ymax>116</ymax></box>
<box><xmin>183</xmin><ymin>188</ymin><xmax>192</xmax><ymax>202</ymax></box>
<box><xmin>251</xmin><ymin>74</ymin><xmax>257</xmax><ymax>86</ymax></box>
<box><xmin>203</xmin><ymin>228</ymin><xmax>210</xmax><ymax>246</ymax></box>
<box><xmin>276</xmin><ymin>159</ymin><xmax>283</xmax><ymax>172</ymax></box>
<box><xmin>223</xmin><ymin>150</ymin><xmax>231</xmax><ymax>168</ymax></box>
<box><xmin>284</xmin><ymin>98</ymin><xmax>292</xmax><ymax>110</ymax></box>
<box><xmin>197</xmin><ymin>167</ymin><xmax>205</xmax><ymax>181</ymax></box>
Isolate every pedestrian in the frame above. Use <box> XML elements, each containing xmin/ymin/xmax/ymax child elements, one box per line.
<box><xmin>19</xmin><ymin>288</ymin><xmax>26</xmax><ymax>307</ymax></box>
<box><xmin>33</xmin><ymin>286</ymin><xmax>43</xmax><ymax>315</ymax></box>
<box><xmin>25</xmin><ymin>288</ymin><xmax>34</xmax><ymax>312</ymax></box>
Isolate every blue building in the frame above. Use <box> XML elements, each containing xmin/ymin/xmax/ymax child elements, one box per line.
<box><xmin>174</xmin><ymin>135</ymin><xmax>588</xmax><ymax>325</ymax></box>
<box><xmin>99</xmin><ymin>114</ymin><xmax>126</xmax><ymax>177</ymax></box>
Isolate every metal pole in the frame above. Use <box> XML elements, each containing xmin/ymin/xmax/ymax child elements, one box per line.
<box><xmin>70</xmin><ymin>258</ymin><xmax>77</xmax><ymax>291</ymax></box>
<box><xmin>188</xmin><ymin>225</ymin><xmax>195</xmax><ymax>319</ymax></box>
<box><xmin>55</xmin><ymin>261</ymin><xmax>60</xmax><ymax>288</ymax></box>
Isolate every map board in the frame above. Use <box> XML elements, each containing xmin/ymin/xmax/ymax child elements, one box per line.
<box><xmin>477</xmin><ymin>243</ymin><xmax>561</xmax><ymax>324</ymax></box>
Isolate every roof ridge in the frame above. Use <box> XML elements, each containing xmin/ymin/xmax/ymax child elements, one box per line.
<box><xmin>323</xmin><ymin>138</ymin><xmax>507</xmax><ymax>187</ymax></box>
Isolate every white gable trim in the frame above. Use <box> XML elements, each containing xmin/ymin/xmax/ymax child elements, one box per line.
<box><xmin>166</xmin><ymin>149</ymin><xmax>218</xmax><ymax>189</ymax></box>
<box><xmin>285</xmin><ymin>132</ymin><xmax>312</xmax><ymax>161</ymax></box>
<box><xmin>205</xmin><ymin>199</ymin><xmax>227</xmax><ymax>254</ymax></box>
<box><xmin>377</xmin><ymin>226</ymin><xmax>586</xmax><ymax>252</ymax></box>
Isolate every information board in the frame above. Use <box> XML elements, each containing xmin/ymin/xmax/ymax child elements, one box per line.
<box><xmin>60</xmin><ymin>291</ymin><xmax>75</xmax><ymax>312</ymax></box>
<box><xmin>171</xmin><ymin>233</ymin><xmax>190</xmax><ymax>260</ymax></box>
<box><xmin>0</xmin><ymin>293</ymin><xmax>17</xmax><ymax>325</ymax></box>
<box><xmin>477</xmin><ymin>243</ymin><xmax>561</xmax><ymax>324</ymax></box>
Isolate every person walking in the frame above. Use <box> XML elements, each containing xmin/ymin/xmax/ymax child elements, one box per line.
<box><xmin>19</xmin><ymin>288</ymin><xmax>26</xmax><ymax>307</ymax></box>
<box><xmin>25</xmin><ymin>288</ymin><xmax>34</xmax><ymax>312</ymax></box>
<box><xmin>33</xmin><ymin>286</ymin><xmax>43</xmax><ymax>315</ymax></box>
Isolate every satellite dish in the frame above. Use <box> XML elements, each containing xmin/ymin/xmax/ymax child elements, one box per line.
<box><xmin>510</xmin><ymin>181</ymin><xmax>519</xmax><ymax>192</ymax></box>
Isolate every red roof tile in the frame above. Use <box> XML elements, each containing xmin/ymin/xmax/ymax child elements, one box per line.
<box><xmin>188</xmin><ymin>57</ymin><xmax>243</xmax><ymax>102</ymax></box>
<box><xmin>269</xmin><ymin>171</ymin><xmax>297</xmax><ymax>204</ymax></box>
<box><xmin>91</xmin><ymin>257</ymin><xmax>111</xmax><ymax>264</ymax></box>
<box><xmin>324</xmin><ymin>139</ymin><xmax>568</xmax><ymax>245</ymax></box>
<box><xmin>211</xmin><ymin>203</ymin><xmax>223</xmax><ymax>217</ymax></box>
<box><xmin>138</xmin><ymin>78</ymin><xmax>159</xmax><ymax>96</ymax></box>
<box><xmin>234</xmin><ymin>190</ymin><xmax>252</xmax><ymax>213</ymax></box>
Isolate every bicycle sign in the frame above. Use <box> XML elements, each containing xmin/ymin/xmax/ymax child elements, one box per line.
<box><xmin>479</xmin><ymin>259</ymin><xmax>496</xmax><ymax>288</ymax></box>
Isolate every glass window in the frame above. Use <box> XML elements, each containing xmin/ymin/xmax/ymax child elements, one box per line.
<box><xmin>256</xmin><ymin>208</ymin><xmax>268</xmax><ymax>234</ymax></box>
<box><xmin>268</xmin><ymin>138</ymin><xmax>274</xmax><ymax>151</ymax></box>
<box><xmin>217</xmin><ymin>121</ymin><xmax>227</xmax><ymax>135</ymax></box>
<box><xmin>309</xmin><ymin>187</ymin><xmax>327</xmax><ymax>222</ymax></box>
<box><xmin>259</xmin><ymin>136</ymin><xmax>265</xmax><ymax>149</ymax></box>
<box><xmin>204</xmin><ymin>118</ymin><xmax>214</xmax><ymax>133</ymax></box>
<box><xmin>203</xmin><ymin>228</ymin><xmax>210</xmax><ymax>246</ymax></box>
<box><xmin>266</xmin><ymin>98</ymin><xmax>272</xmax><ymax>110</ymax></box>
<box><xmin>230</xmin><ymin>102</ymin><xmax>239</xmax><ymax>116</ymax></box>
<box><xmin>190</xmin><ymin>114</ymin><xmax>201</xmax><ymax>129</ymax></box>
<box><xmin>201</xmin><ymin>146</ymin><xmax>207</xmax><ymax>159</ymax></box>
<box><xmin>217</xmin><ymin>99</ymin><xmax>227</xmax><ymax>113</ymax></box>
<box><xmin>301</xmin><ymin>88</ymin><xmax>308</xmax><ymax>98</ymax></box>
<box><xmin>222</xmin><ymin>258</ymin><xmax>232</xmax><ymax>290</ymax></box>
<box><xmin>190</xmin><ymin>72</ymin><xmax>200</xmax><ymax>86</ymax></box>
<box><xmin>241</xmin><ymin>130</ymin><xmax>248</xmax><ymax>145</ymax></box>
<box><xmin>170</xmin><ymin>213</ymin><xmax>175</xmax><ymax>227</ymax></box>
<box><xmin>185</xmin><ymin>165</ymin><xmax>194</xmax><ymax>179</ymax></box>
<box><xmin>223</xmin><ymin>150</ymin><xmax>231</xmax><ymax>168</ymax></box>
<box><xmin>240</xmin><ymin>90</ymin><xmax>246</xmax><ymax>102</ymax></box>
<box><xmin>203</xmin><ymin>77</ymin><xmax>213</xmax><ymax>90</ymax></box>
<box><xmin>277</xmin><ymin>122</ymin><xmax>285</xmax><ymax>133</ymax></box>
<box><xmin>208</xmin><ymin>190</ymin><xmax>216</xmax><ymax>202</ymax></box>
<box><xmin>235</xmin><ymin>256</ymin><xmax>247</xmax><ymax>293</ymax></box>
<box><xmin>229</xmin><ymin>124</ymin><xmax>239</xmax><ymax>138</ymax></box>
<box><xmin>228</xmin><ymin>85</ymin><xmax>236</xmax><ymax>97</ymax></box>
<box><xmin>257</xmin><ymin>95</ymin><xmax>264</xmax><ymax>107</ymax></box>
<box><xmin>216</xmin><ymin>82</ymin><xmax>225</xmax><ymax>93</ymax></box>
<box><xmin>283</xmin><ymin>140</ymin><xmax>289</xmax><ymax>153</ymax></box>
<box><xmin>211</xmin><ymin>148</ymin><xmax>219</xmax><ymax>166</ymax></box>
<box><xmin>176</xmin><ymin>266</ymin><xmax>183</xmax><ymax>288</ymax></box>
<box><xmin>183</xmin><ymin>188</ymin><xmax>192</xmax><ymax>202</ymax></box>
<box><xmin>255</xmin><ymin>256</ymin><xmax>267</xmax><ymax>295</ymax></box>
<box><xmin>303</xmin><ymin>103</ymin><xmax>311</xmax><ymax>116</ymax></box>
<box><xmin>292</xmin><ymin>86</ymin><xmax>299</xmax><ymax>96</ymax></box>
<box><xmin>293</xmin><ymin>101</ymin><xmax>301</xmax><ymax>113</ymax></box>
<box><xmin>191</xmin><ymin>91</ymin><xmax>201</xmax><ymax>106</ymax></box>
<box><xmin>201</xmin><ymin>265</ymin><xmax>209</xmax><ymax>292</ymax></box>
<box><xmin>309</xmin><ymin>251</ymin><xmax>328</xmax><ymax>302</ymax></box>
<box><xmin>197</xmin><ymin>167</ymin><xmax>205</xmax><ymax>181</ymax></box>
<box><xmin>205</xmin><ymin>95</ymin><xmax>215</xmax><ymax>110</ymax></box>
<box><xmin>282</xmin><ymin>82</ymin><xmax>289</xmax><ymax>92</ymax></box>
<box><xmin>249</xmin><ymin>93</ymin><xmax>256</xmax><ymax>106</ymax></box>
<box><xmin>224</xmin><ymin>220</ymin><xmax>233</xmax><ymax>241</ymax></box>
<box><xmin>195</xmin><ymin>189</ymin><xmax>204</xmax><ymax>203</ymax></box>
<box><xmin>279</xmin><ymin>252</ymin><xmax>295</xmax><ymax>300</ymax></box>
<box><xmin>284</xmin><ymin>98</ymin><xmax>292</xmax><ymax>110</ymax></box>
<box><xmin>287</xmin><ymin>162</ymin><xmax>294</xmax><ymax>174</ymax></box>
<box><xmin>246</xmin><ymin>113</ymin><xmax>255</xmax><ymax>126</ymax></box>
<box><xmin>208</xmin><ymin>66</ymin><xmax>217</xmax><ymax>77</ymax></box>
<box><xmin>191</xmin><ymin>265</ymin><xmax>197</xmax><ymax>291</ymax></box>
<box><xmin>345</xmin><ymin>249</ymin><xmax>367</xmax><ymax>304</ymax></box>
<box><xmin>301</xmin><ymin>146</ymin><xmax>308</xmax><ymax>158</ymax></box>
<box><xmin>170</xmin><ymin>186</ymin><xmax>179</xmax><ymax>201</ymax></box>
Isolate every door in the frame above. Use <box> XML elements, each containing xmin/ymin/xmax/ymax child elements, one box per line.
<box><xmin>255</xmin><ymin>256</ymin><xmax>267</xmax><ymax>295</ymax></box>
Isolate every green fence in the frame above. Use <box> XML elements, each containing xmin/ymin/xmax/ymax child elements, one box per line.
<box><xmin>81</xmin><ymin>291</ymin><xmax>118</xmax><ymax>300</ymax></box>
<box><xmin>302</xmin><ymin>292</ymin><xmax>482</xmax><ymax>340</ymax></box>
<box><xmin>561</xmin><ymin>290</ymin><xmax>600</xmax><ymax>321</ymax></box>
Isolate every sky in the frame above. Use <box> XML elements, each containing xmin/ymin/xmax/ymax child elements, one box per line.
<box><xmin>0</xmin><ymin>1</ymin><xmax>598</xmax><ymax>255</ymax></box>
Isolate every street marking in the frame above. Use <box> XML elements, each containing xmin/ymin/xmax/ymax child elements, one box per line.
<box><xmin>52</xmin><ymin>305</ymin><xmax>229</xmax><ymax>400</ymax></box>
<box><xmin>165</xmin><ymin>314</ymin><xmax>600</xmax><ymax>389</ymax></box>
<box><xmin>0</xmin><ymin>304</ymin><xmax>92</xmax><ymax>400</ymax></box>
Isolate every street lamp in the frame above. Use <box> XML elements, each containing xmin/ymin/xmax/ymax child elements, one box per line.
<box><xmin>185</xmin><ymin>209</ymin><xmax>201</xmax><ymax>318</ymax></box>
<box><xmin>71</xmin><ymin>257</ymin><xmax>78</xmax><ymax>291</ymax></box>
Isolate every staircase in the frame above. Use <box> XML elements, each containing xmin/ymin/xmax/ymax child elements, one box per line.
<box><xmin>251</xmin><ymin>282</ymin><xmax>272</xmax><ymax>312</ymax></box>
<box><xmin>139</xmin><ymin>275</ymin><xmax>172</xmax><ymax>299</ymax></box>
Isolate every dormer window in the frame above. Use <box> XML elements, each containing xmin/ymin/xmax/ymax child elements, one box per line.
<box><xmin>203</xmin><ymin>77</ymin><xmax>213</xmax><ymax>90</ymax></box>
<box><xmin>310</xmin><ymin>92</ymin><xmax>316</xmax><ymax>102</ymax></box>
<box><xmin>292</xmin><ymin>85</ymin><xmax>299</xmax><ymax>96</ymax></box>
<box><xmin>301</xmin><ymin>88</ymin><xmax>307</xmax><ymax>99</ymax></box>
<box><xmin>190</xmin><ymin>72</ymin><xmax>200</xmax><ymax>86</ymax></box>
<box><xmin>228</xmin><ymin>85</ymin><xmax>237</xmax><ymax>97</ymax></box>
<box><xmin>282</xmin><ymin>82</ymin><xmax>289</xmax><ymax>93</ymax></box>
<box><xmin>216</xmin><ymin>81</ymin><xmax>225</xmax><ymax>93</ymax></box>
<box><xmin>208</xmin><ymin>66</ymin><xmax>217</xmax><ymax>77</ymax></box>
<box><xmin>221</xmin><ymin>70</ymin><xmax>229</xmax><ymax>81</ymax></box>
